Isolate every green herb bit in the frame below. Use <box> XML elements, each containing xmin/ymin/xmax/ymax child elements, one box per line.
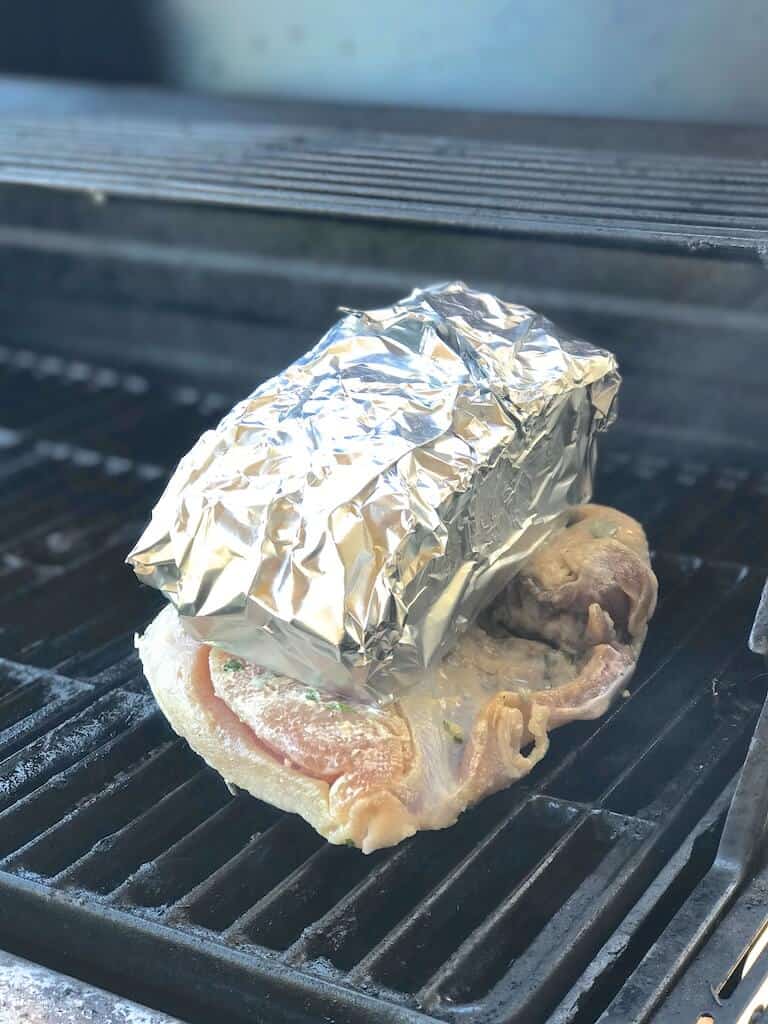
<box><xmin>305</xmin><ymin>689</ymin><xmax>320</xmax><ymax>702</ymax></box>
<box><xmin>223</xmin><ymin>658</ymin><xmax>244</xmax><ymax>672</ymax></box>
<box><xmin>589</xmin><ymin>520</ymin><xmax>618</xmax><ymax>539</ymax></box>
<box><xmin>329</xmin><ymin>701</ymin><xmax>353</xmax><ymax>713</ymax></box>
<box><xmin>443</xmin><ymin>719</ymin><xmax>464</xmax><ymax>744</ymax></box>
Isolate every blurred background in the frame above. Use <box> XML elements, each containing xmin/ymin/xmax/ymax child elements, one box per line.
<box><xmin>1</xmin><ymin>0</ymin><xmax>767</xmax><ymax>124</ymax></box>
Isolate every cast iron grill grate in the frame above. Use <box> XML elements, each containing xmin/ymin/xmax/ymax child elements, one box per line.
<box><xmin>0</xmin><ymin>349</ymin><xmax>766</xmax><ymax>1024</ymax></box>
<box><xmin>2</xmin><ymin>116</ymin><xmax>768</xmax><ymax>254</ymax></box>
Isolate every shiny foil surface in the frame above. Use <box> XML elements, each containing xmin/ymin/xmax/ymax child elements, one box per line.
<box><xmin>128</xmin><ymin>282</ymin><xmax>620</xmax><ymax>698</ymax></box>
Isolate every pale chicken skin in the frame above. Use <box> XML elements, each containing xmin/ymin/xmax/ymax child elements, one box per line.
<box><xmin>138</xmin><ymin>504</ymin><xmax>657</xmax><ymax>853</ymax></box>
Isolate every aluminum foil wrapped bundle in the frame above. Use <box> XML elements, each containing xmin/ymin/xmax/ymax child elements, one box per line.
<box><xmin>128</xmin><ymin>282</ymin><xmax>620</xmax><ymax>699</ymax></box>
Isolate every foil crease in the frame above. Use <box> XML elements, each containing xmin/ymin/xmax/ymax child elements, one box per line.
<box><xmin>128</xmin><ymin>282</ymin><xmax>620</xmax><ymax>698</ymax></box>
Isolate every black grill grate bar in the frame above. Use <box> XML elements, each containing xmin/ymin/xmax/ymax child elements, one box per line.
<box><xmin>345</xmin><ymin>701</ymin><xmax>755</xmax><ymax>994</ymax></box>
<box><xmin>224</xmin><ymin>843</ymin><xmax>377</xmax><ymax>952</ymax></box>
<box><xmin>6</xmin><ymin>117</ymin><xmax>768</xmax><ymax>182</ymax></box>
<box><xmin>664</xmin><ymin>474</ymin><xmax>761</xmax><ymax>559</ymax></box>
<box><xmin>163</xmin><ymin>832</ymin><xmax>277</xmax><ymax>925</ymax></box>
<box><xmin>0</xmin><ymin>673</ymin><xmax>89</xmax><ymax>735</ymax></box>
<box><xmin>0</xmin><ymin>710</ymin><xmax>166</xmax><ymax>859</ymax></box>
<box><xmin>0</xmin><ymin>689</ymin><xmax>154</xmax><ymax>810</ymax></box>
<box><xmin>596</xmin><ymin>863</ymin><xmax>737</xmax><ymax>1024</ymax></box>
<box><xmin>0</xmin><ymin>462</ymin><xmax>84</xmax><ymax>540</ymax></box>
<box><xmin>0</xmin><ymin>528</ymin><xmax>141</xmax><ymax>617</ymax></box>
<box><xmin>87</xmin><ymin>651</ymin><xmax>146</xmax><ymax>690</ymax></box>
<box><xmin>418</xmin><ymin>811</ymin><xmax>650</xmax><ymax>1011</ymax></box>
<box><xmin>257</xmin><ymin>788</ymin><xmax>534</xmax><ymax>962</ymax></box>
<box><xmin>17</xmin><ymin>589</ymin><xmax>159</xmax><ymax>671</ymax></box>
<box><xmin>283</xmin><ymin>840</ymin><xmax>421</xmax><ymax>967</ymax></box>
<box><xmin>341</xmin><ymin>796</ymin><xmax>580</xmax><ymax>988</ymax></box>
<box><xmin>167</xmin><ymin>815</ymin><xmax>324</xmax><ymax>932</ymax></box>
<box><xmin>601</xmin><ymin>466</ymin><xmax>680</xmax><ymax>532</ymax></box>
<box><xmin>3</xmin><ymin>737</ymin><xmax>195</xmax><ymax>878</ymax></box>
<box><xmin>543</xmin><ymin>628</ymin><xmax>757</xmax><ymax>826</ymax></box>
<box><xmin>52</xmin><ymin>768</ymin><xmax>228</xmax><ymax>895</ymax></box>
<box><xmin>634</xmin><ymin>559</ymin><xmax>737</xmax><ymax>663</ymax></box>
<box><xmin>641</xmin><ymin>471</ymin><xmax>748</xmax><ymax>558</ymax></box>
<box><xmin>0</xmin><ymin>378</ymin><xmax>117</xmax><ymax>435</ymax></box>
<box><xmin>552</xmin><ymin>639</ymin><xmax>758</xmax><ymax>812</ymax></box>
<box><xmin>110</xmin><ymin>794</ymin><xmax>280</xmax><ymax>909</ymax></box>
<box><xmin>6</xmin><ymin>144</ymin><xmax>768</xmax><ymax>223</ymax></box>
<box><xmin>23</xmin><ymin>389</ymin><xmax>154</xmax><ymax>442</ymax></box>
<box><xmin>12</xmin><ymin>585</ymin><xmax>153</xmax><ymax>665</ymax></box>
<box><xmin>51</xmin><ymin>634</ymin><xmax>139</xmax><ymax>679</ymax></box>
<box><xmin>79</xmin><ymin>144</ymin><xmax>768</xmax><ymax>205</ymax></box>
<box><xmin>693</xmin><ymin>485</ymin><xmax>768</xmax><ymax>566</ymax></box>
<box><xmin>0</xmin><ymin>543</ymin><xmax>155</xmax><ymax>666</ymax></box>
<box><xmin>0</xmin><ymin>871</ymin><xmax>436</xmax><ymax>1024</ymax></box>
<box><xmin>39</xmin><ymin>394</ymin><xmax>188</xmax><ymax>455</ymax></box>
<box><xmin>0</xmin><ymin>659</ymin><xmax>78</xmax><ymax>696</ymax></box>
<box><xmin>639</xmin><ymin>554</ymin><xmax>702</xmax><ymax>615</ymax></box>
<box><xmin>0</xmin><ymin>340</ymin><xmax>149</xmax><ymax>383</ymax></box>
<box><xmin>0</xmin><ymin>365</ymin><xmax>219</xmax><ymax>469</ymax></box>
<box><xmin>0</xmin><ymin>353</ymin><xmax>225</xmax><ymax>436</ymax></box>
<box><xmin>546</xmin><ymin>791</ymin><xmax>732</xmax><ymax>1024</ymax></box>
<box><xmin>4</xmin><ymin>153</ymin><xmax>768</xmax><ymax>234</ymax></box>
<box><xmin>0</xmin><ymin>495</ymin><xmax>145</xmax><ymax>569</ymax></box>
<box><xmin>603</xmin><ymin>691</ymin><xmax>759</xmax><ymax>823</ymax></box>
<box><xmin>638</xmin><ymin>468</ymin><xmax>768</xmax><ymax>565</ymax></box>
<box><xmin>651</xmin><ymin>856</ymin><xmax>768</xmax><ymax>1020</ymax></box>
<box><xmin>1</xmin><ymin>513</ymin><xmax>152</xmax><ymax>607</ymax></box>
<box><xmin>0</xmin><ymin>680</ymin><xmax>105</xmax><ymax>765</ymax></box>
<box><xmin>1</xmin><ymin>167</ymin><xmax>764</xmax><ymax>252</ymax></box>
<box><xmin>0</xmin><ymin>445</ymin><xmax>45</xmax><ymax>486</ymax></box>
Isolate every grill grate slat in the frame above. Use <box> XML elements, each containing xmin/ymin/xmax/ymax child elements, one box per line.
<box><xmin>0</xmin><ymin>690</ymin><xmax>155</xmax><ymax>811</ymax></box>
<box><xmin>345</xmin><ymin>796</ymin><xmax>582</xmax><ymax>991</ymax></box>
<box><xmin>0</xmin><ymin>711</ymin><xmax>166</xmax><ymax>860</ymax></box>
<box><xmin>167</xmin><ymin>815</ymin><xmax>324</xmax><ymax>933</ymax></box>
<box><xmin>224</xmin><ymin>843</ymin><xmax>377</xmax><ymax>952</ymax></box>
<box><xmin>545</xmin><ymin>789</ymin><xmax>732</xmax><ymax>1024</ymax></box>
<box><xmin>286</xmin><ymin>786</ymin><xmax>532</xmax><ymax>974</ymax></box>
<box><xmin>3</xmin><ymin>118</ymin><xmax>768</xmax><ymax>251</ymax></box>
<box><xmin>2</xmin><ymin>738</ymin><xmax>196</xmax><ymax>878</ymax></box>
<box><xmin>419</xmin><ymin>811</ymin><xmax>648</xmax><ymax>1010</ymax></box>
<box><xmin>53</xmin><ymin>769</ymin><xmax>229</xmax><ymax>895</ymax></box>
<box><xmin>111</xmin><ymin>795</ymin><xmax>281</xmax><ymax>909</ymax></box>
<box><xmin>9</xmin><ymin>147</ymin><xmax>768</xmax><ymax>231</ymax></box>
<box><xmin>7</xmin><ymin>124</ymin><xmax>768</xmax><ymax>193</ymax></box>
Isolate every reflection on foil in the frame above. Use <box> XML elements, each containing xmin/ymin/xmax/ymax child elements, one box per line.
<box><xmin>128</xmin><ymin>282</ymin><xmax>620</xmax><ymax>698</ymax></box>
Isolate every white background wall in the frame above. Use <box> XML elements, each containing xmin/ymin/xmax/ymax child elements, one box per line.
<box><xmin>150</xmin><ymin>0</ymin><xmax>768</xmax><ymax>123</ymax></box>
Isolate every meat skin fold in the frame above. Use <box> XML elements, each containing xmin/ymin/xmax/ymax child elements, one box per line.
<box><xmin>137</xmin><ymin>504</ymin><xmax>657</xmax><ymax>853</ymax></box>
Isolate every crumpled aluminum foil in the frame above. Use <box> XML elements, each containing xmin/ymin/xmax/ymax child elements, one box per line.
<box><xmin>128</xmin><ymin>282</ymin><xmax>620</xmax><ymax>698</ymax></box>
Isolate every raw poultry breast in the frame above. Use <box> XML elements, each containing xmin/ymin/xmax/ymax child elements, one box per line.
<box><xmin>138</xmin><ymin>504</ymin><xmax>657</xmax><ymax>852</ymax></box>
